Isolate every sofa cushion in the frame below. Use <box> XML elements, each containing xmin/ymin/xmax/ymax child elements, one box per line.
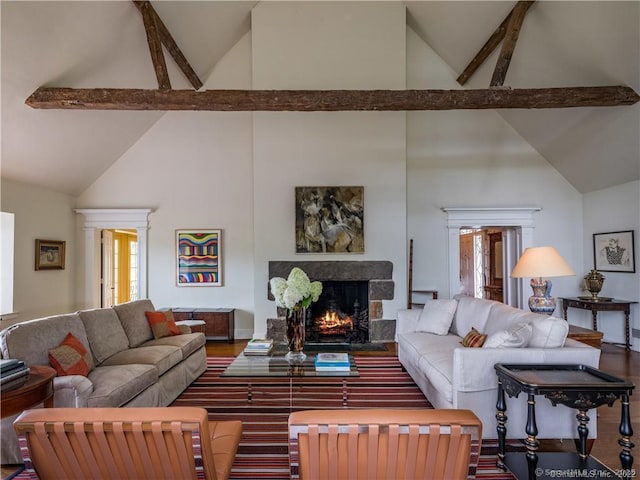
<box><xmin>100</xmin><ymin>345</ymin><xmax>183</xmax><ymax>376</ymax></box>
<box><xmin>416</xmin><ymin>299</ymin><xmax>457</xmax><ymax>335</ymax></box>
<box><xmin>484</xmin><ymin>321</ymin><xmax>533</xmax><ymax>348</ymax></box>
<box><xmin>483</xmin><ymin>302</ymin><xmax>531</xmax><ymax>336</ymax></box>
<box><xmin>78</xmin><ymin>308</ymin><xmax>130</xmax><ymax>364</ymax></box>
<box><xmin>142</xmin><ymin>333</ymin><xmax>206</xmax><ymax>359</ymax></box>
<box><xmin>113</xmin><ymin>299</ymin><xmax>156</xmax><ymax>348</ymax></box>
<box><xmin>87</xmin><ymin>364</ymin><xmax>158</xmax><ymax>407</ymax></box>
<box><xmin>145</xmin><ymin>310</ymin><xmax>181</xmax><ymax>339</ymax></box>
<box><xmin>461</xmin><ymin>327</ymin><xmax>487</xmax><ymax>347</ymax></box>
<box><xmin>451</xmin><ymin>295</ymin><xmax>493</xmax><ymax>337</ymax></box>
<box><xmin>417</xmin><ymin>350</ymin><xmax>454</xmax><ymax>404</ymax></box>
<box><xmin>0</xmin><ymin>313</ymin><xmax>91</xmax><ymax>367</ymax></box>
<box><xmin>529</xmin><ymin>316</ymin><xmax>569</xmax><ymax>348</ymax></box>
<box><xmin>48</xmin><ymin>332</ymin><xmax>94</xmax><ymax>376</ymax></box>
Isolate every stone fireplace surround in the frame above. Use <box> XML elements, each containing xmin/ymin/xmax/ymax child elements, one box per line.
<box><xmin>266</xmin><ymin>261</ymin><xmax>395</xmax><ymax>343</ymax></box>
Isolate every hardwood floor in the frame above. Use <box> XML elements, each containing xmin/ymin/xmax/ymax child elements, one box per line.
<box><xmin>2</xmin><ymin>340</ymin><xmax>637</xmax><ymax>479</ymax></box>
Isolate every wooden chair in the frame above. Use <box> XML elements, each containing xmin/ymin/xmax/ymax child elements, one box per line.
<box><xmin>13</xmin><ymin>407</ymin><xmax>242</xmax><ymax>480</ymax></box>
<box><xmin>288</xmin><ymin>409</ymin><xmax>482</xmax><ymax>480</ymax></box>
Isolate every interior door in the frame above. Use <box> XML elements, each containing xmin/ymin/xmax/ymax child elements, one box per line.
<box><xmin>459</xmin><ymin>233</ymin><xmax>475</xmax><ymax>297</ymax></box>
<box><xmin>101</xmin><ymin>229</ymin><xmax>114</xmax><ymax>307</ymax></box>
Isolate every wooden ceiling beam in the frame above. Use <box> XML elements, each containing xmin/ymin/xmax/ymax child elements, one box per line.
<box><xmin>491</xmin><ymin>1</ymin><xmax>535</xmax><ymax>86</ymax></box>
<box><xmin>138</xmin><ymin>1</ymin><xmax>170</xmax><ymax>90</ymax></box>
<box><xmin>457</xmin><ymin>1</ymin><xmax>536</xmax><ymax>86</ymax></box>
<box><xmin>132</xmin><ymin>1</ymin><xmax>203</xmax><ymax>90</ymax></box>
<box><xmin>25</xmin><ymin>86</ymin><xmax>639</xmax><ymax>111</ymax></box>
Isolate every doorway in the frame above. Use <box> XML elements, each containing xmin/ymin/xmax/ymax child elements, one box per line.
<box><xmin>102</xmin><ymin>230</ymin><xmax>139</xmax><ymax>307</ymax></box>
<box><xmin>75</xmin><ymin>208</ymin><xmax>152</xmax><ymax>310</ymax></box>
<box><xmin>443</xmin><ymin>207</ymin><xmax>541</xmax><ymax>309</ymax></box>
<box><xmin>459</xmin><ymin>228</ymin><xmax>507</xmax><ymax>302</ymax></box>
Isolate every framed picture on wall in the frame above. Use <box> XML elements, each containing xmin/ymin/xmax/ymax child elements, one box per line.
<box><xmin>593</xmin><ymin>230</ymin><xmax>635</xmax><ymax>273</ymax></box>
<box><xmin>176</xmin><ymin>230</ymin><xmax>223</xmax><ymax>286</ymax></box>
<box><xmin>35</xmin><ymin>239</ymin><xmax>66</xmax><ymax>270</ymax></box>
<box><xmin>295</xmin><ymin>186</ymin><xmax>364</xmax><ymax>253</ymax></box>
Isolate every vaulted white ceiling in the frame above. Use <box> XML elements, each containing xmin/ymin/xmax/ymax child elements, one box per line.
<box><xmin>2</xmin><ymin>1</ymin><xmax>638</xmax><ymax>196</ymax></box>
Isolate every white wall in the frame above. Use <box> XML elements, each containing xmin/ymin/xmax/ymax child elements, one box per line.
<box><xmin>0</xmin><ymin>178</ymin><xmax>77</xmax><ymax>325</ymax></box>
<box><xmin>406</xmin><ymin>28</ymin><xmax>584</xmax><ymax>307</ymax></box>
<box><xmin>77</xmin><ymin>34</ymin><xmax>257</xmax><ymax>338</ymax></box>
<box><xmin>581</xmin><ymin>181</ymin><xmax>639</xmax><ymax>349</ymax></box>
<box><xmin>251</xmin><ymin>3</ymin><xmax>408</xmax><ymax>337</ymax></box>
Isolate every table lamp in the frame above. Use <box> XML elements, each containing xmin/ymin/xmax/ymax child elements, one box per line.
<box><xmin>511</xmin><ymin>246</ymin><xmax>575</xmax><ymax>314</ymax></box>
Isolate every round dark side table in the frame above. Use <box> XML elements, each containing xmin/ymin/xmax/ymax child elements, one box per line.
<box><xmin>1</xmin><ymin>365</ymin><xmax>56</xmax><ymax>418</ymax></box>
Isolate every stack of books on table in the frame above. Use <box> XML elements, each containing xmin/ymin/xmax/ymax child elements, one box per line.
<box><xmin>314</xmin><ymin>352</ymin><xmax>351</xmax><ymax>371</ymax></box>
<box><xmin>0</xmin><ymin>358</ymin><xmax>30</xmax><ymax>392</ymax></box>
<box><xmin>243</xmin><ymin>339</ymin><xmax>274</xmax><ymax>356</ymax></box>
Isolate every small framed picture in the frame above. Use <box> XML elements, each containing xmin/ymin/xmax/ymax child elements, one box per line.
<box><xmin>35</xmin><ymin>239</ymin><xmax>66</xmax><ymax>270</ymax></box>
<box><xmin>593</xmin><ymin>230</ymin><xmax>635</xmax><ymax>273</ymax></box>
<box><xmin>176</xmin><ymin>230</ymin><xmax>222</xmax><ymax>286</ymax></box>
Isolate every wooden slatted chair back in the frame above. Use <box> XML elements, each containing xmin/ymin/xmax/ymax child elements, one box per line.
<box><xmin>288</xmin><ymin>409</ymin><xmax>482</xmax><ymax>480</ymax></box>
<box><xmin>14</xmin><ymin>407</ymin><xmax>238</xmax><ymax>480</ymax></box>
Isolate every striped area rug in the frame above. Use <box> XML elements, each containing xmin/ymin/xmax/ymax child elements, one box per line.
<box><xmin>172</xmin><ymin>356</ymin><xmax>515</xmax><ymax>479</ymax></box>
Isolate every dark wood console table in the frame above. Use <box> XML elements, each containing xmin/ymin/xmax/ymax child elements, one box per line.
<box><xmin>495</xmin><ymin>363</ymin><xmax>635</xmax><ymax>479</ymax></box>
<box><xmin>561</xmin><ymin>297</ymin><xmax>637</xmax><ymax>350</ymax></box>
<box><xmin>171</xmin><ymin>308</ymin><xmax>235</xmax><ymax>342</ymax></box>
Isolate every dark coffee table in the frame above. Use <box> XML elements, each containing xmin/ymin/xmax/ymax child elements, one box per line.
<box><xmin>494</xmin><ymin>363</ymin><xmax>635</xmax><ymax>480</ymax></box>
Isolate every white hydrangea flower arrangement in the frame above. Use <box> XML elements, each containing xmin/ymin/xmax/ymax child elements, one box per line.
<box><xmin>270</xmin><ymin>267</ymin><xmax>323</xmax><ymax>313</ymax></box>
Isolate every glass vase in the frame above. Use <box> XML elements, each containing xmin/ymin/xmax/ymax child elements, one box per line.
<box><xmin>285</xmin><ymin>306</ymin><xmax>306</xmax><ymax>363</ymax></box>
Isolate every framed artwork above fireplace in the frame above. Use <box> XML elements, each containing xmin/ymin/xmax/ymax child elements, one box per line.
<box><xmin>295</xmin><ymin>186</ymin><xmax>364</xmax><ymax>254</ymax></box>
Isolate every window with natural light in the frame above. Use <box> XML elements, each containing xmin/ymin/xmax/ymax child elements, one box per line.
<box><xmin>1</xmin><ymin>212</ymin><xmax>15</xmax><ymax>316</ymax></box>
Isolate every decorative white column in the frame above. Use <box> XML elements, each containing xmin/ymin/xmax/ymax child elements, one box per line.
<box><xmin>135</xmin><ymin>226</ymin><xmax>149</xmax><ymax>301</ymax></box>
<box><xmin>81</xmin><ymin>226</ymin><xmax>99</xmax><ymax>308</ymax></box>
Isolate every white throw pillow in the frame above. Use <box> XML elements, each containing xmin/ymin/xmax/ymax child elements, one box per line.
<box><xmin>528</xmin><ymin>316</ymin><xmax>569</xmax><ymax>348</ymax></box>
<box><xmin>415</xmin><ymin>299</ymin><xmax>458</xmax><ymax>335</ymax></box>
<box><xmin>483</xmin><ymin>321</ymin><xmax>533</xmax><ymax>348</ymax></box>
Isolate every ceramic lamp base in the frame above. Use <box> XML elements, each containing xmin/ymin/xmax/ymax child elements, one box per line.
<box><xmin>528</xmin><ymin>295</ymin><xmax>557</xmax><ymax>314</ymax></box>
<box><xmin>528</xmin><ymin>278</ymin><xmax>557</xmax><ymax>314</ymax></box>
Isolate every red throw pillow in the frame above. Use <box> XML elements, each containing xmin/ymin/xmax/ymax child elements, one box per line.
<box><xmin>48</xmin><ymin>332</ymin><xmax>94</xmax><ymax>376</ymax></box>
<box><xmin>146</xmin><ymin>310</ymin><xmax>181</xmax><ymax>339</ymax></box>
<box><xmin>461</xmin><ymin>327</ymin><xmax>487</xmax><ymax>348</ymax></box>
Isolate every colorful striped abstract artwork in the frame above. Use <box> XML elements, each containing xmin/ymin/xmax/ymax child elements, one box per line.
<box><xmin>176</xmin><ymin>230</ymin><xmax>222</xmax><ymax>286</ymax></box>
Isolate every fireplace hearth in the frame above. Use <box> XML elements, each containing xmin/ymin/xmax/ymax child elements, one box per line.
<box><xmin>267</xmin><ymin>261</ymin><xmax>395</xmax><ymax>343</ymax></box>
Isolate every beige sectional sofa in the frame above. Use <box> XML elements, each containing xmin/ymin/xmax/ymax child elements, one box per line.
<box><xmin>396</xmin><ymin>294</ymin><xmax>602</xmax><ymax>443</ymax></box>
<box><xmin>0</xmin><ymin>299</ymin><xmax>207</xmax><ymax>464</ymax></box>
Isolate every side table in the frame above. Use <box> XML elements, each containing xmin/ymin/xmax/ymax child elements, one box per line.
<box><xmin>494</xmin><ymin>363</ymin><xmax>635</xmax><ymax>479</ymax></box>
<box><xmin>567</xmin><ymin>324</ymin><xmax>603</xmax><ymax>349</ymax></box>
<box><xmin>561</xmin><ymin>297</ymin><xmax>637</xmax><ymax>350</ymax></box>
<box><xmin>172</xmin><ymin>308</ymin><xmax>235</xmax><ymax>342</ymax></box>
<box><xmin>1</xmin><ymin>365</ymin><xmax>56</xmax><ymax>418</ymax></box>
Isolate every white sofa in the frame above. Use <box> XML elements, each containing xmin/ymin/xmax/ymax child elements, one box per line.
<box><xmin>397</xmin><ymin>294</ymin><xmax>601</xmax><ymax>442</ymax></box>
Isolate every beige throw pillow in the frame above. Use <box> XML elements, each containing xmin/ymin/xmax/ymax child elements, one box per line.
<box><xmin>415</xmin><ymin>299</ymin><xmax>458</xmax><ymax>335</ymax></box>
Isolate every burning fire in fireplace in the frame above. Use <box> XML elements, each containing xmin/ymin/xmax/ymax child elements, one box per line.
<box><xmin>316</xmin><ymin>310</ymin><xmax>353</xmax><ymax>335</ymax></box>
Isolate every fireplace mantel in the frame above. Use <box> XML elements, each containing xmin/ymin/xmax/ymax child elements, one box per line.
<box><xmin>268</xmin><ymin>261</ymin><xmax>392</xmax><ymax>283</ymax></box>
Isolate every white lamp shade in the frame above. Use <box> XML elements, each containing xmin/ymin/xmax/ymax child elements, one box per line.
<box><xmin>511</xmin><ymin>246</ymin><xmax>575</xmax><ymax>278</ymax></box>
